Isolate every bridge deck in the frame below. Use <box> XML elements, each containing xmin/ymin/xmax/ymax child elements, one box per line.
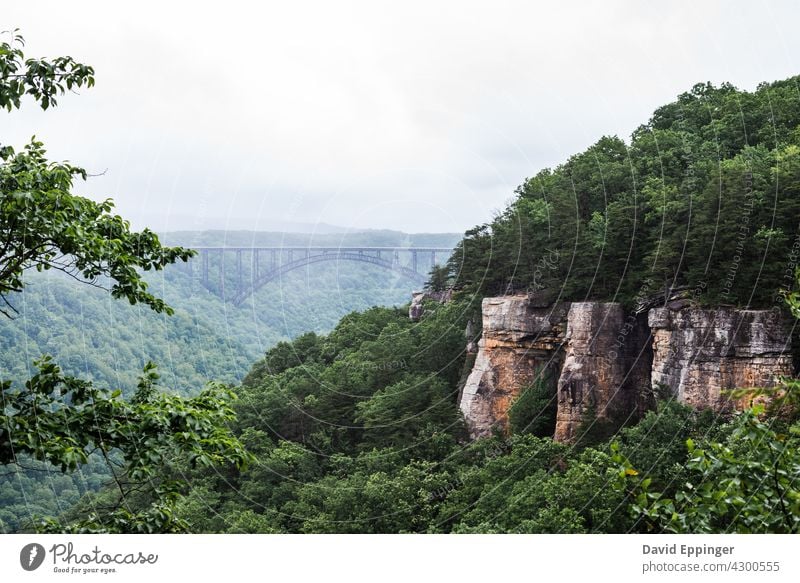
<box><xmin>186</xmin><ymin>246</ymin><xmax>455</xmax><ymax>304</ymax></box>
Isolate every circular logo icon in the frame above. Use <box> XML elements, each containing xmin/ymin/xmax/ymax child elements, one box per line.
<box><xmin>20</xmin><ymin>543</ymin><xmax>46</xmax><ymax>571</ymax></box>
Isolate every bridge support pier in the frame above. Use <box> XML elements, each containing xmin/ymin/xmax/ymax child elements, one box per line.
<box><xmin>201</xmin><ymin>249</ymin><xmax>209</xmax><ymax>285</ymax></box>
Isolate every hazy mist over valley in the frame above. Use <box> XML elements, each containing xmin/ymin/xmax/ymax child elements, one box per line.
<box><xmin>0</xmin><ymin>229</ymin><xmax>461</xmax><ymax>394</ymax></box>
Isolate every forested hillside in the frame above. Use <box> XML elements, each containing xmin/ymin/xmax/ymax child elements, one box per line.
<box><xmin>124</xmin><ymin>300</ymin><xmax>796</xmax><ymax>534</ymax></box>
<box><xmin>0</xmin><ymin>229</ymin><xmax>459</xmax><ymax>532</ymax></box>
<box><xmin>4</xmin><ymin>72</ymin><xmax>800</xmax><ymax>534</ymax></box>
<box><xmin>37</xmin><ymin>76</ymin><xmax>800</xmax><ymax>534</ymax></box>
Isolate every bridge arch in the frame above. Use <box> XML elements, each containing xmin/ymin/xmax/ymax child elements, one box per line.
<box><xmin>230</xmin><ymin>250</ymin><xmax>427</xmax><ymax>305</ymax></box>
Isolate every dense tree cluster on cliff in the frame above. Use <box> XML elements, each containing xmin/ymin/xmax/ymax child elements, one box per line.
<box><xmin>447</xmin><ymin>78</ymin><xmax>800</xmax><ymax>308</ymax></box>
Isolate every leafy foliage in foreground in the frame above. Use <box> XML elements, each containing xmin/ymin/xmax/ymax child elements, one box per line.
<box><xmin>0</xmin><ymin>32</ymin><xmax>249</xmax><ymax>533</ymax></box>
<box><xmin>0</xmin><ymin>137</ymin><xmax>194</xmax><ymax>316</ymax></box>
<box><xmin>0</xmin><ymin>29</ymin><xmax>94</xmax><ymax>111</ymax></box>
<box><xmin>0</xmin><ymin>359</ymin><xmax>250</xmax><ymax>533</ymax></box>
<box><xmin>0</xmin><ymin>33</ymin><xmax>193</xmax><ymax>313</ymax></box>
<box><xmin>614</xmin><ymin>406</ymin><xmax>800</xmax><ymax>533</ymax></box>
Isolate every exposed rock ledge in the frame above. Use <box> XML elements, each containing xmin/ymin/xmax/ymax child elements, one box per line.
<box><xmin>459</xmin><ymin>295</ymin><xmax>793</xmax><ymax>441</ymax></box>
<box><xmin>409</xmin><ymin>289</ymin><xmax>452</xmax><ymax>321</ymax></box>
<box><xmin>459</xmin><ymin>296</ymin><xmax>568</xmax><ymax>438</ymax></box>
<box><xmin>554</xmin><ymin>302</ymin><xmax>651</xmax><ymax>442</ymax></box>
<box><xmin>649</xmin><ymin>307</ymin><xmax>793</xmax><ymax>411</ymax></box>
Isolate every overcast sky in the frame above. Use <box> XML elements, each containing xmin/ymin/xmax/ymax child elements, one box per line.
<box><xmin>3</xmin><ymin>1</ymin><xmax>799</xmax><ymax>234</ymax></box>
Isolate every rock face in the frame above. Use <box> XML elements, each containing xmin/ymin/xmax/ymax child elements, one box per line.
<box><xmin>554</xmin><ymin>303</ymin><xmax>651</xmax><ymax>442</ymax></box>
<box><xmin>649</xmin><ymin>307</ymin><xmax>793</xmax><ymax>410</ymax></box>
<box><xmin>458</xmin><ymin>295</ymin><xmax>793</xmax><ymax>442</ymax></box>
<box><xmin>408</xmin><ymin>289</ymin><xmax>452</xmax><ymax>321</ymax></box>
<box><xmin>459</xmin><ymin>296</ymin><xmax>569</xmax><ymax>438</ymax></box>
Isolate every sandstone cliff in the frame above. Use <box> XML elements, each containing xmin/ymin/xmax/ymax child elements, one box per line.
<box><xmin>649</xmin><ymin>306</ymin><xmax>793</xmax><ymax>410</ymax></box>
<box><xmin>459</xmin><ymin>296</ymin><xmax>568</xmax><ymax>438</ymax></box>
<box><xmin>554</xmin><ymin>302</ymin><xmax>651</xmax><ymax>442</ymax></box>
<box><xmin>459</xmin><ymin>295</ymin><xmax>793</xmax><ymax>442</ymax></box>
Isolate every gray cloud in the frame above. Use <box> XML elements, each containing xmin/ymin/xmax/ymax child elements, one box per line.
<box><xmin>3</xmin><ymin>0</ymin><xmax>799</xmax><ymax>233</ymax></box>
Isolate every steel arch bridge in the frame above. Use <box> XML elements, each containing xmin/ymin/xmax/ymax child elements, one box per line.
<box><xmin>186</xmin><ymin>246</ymin><xmax>453</xmax><ymax>305</ymax></box>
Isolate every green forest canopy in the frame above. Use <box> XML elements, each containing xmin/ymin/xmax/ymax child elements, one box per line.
<box><xmin>447</xmin><ymin>78</ymin><xmax>800</xmax><ymax>309</ymax></box>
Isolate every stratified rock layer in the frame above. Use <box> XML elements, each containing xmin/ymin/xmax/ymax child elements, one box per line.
<box><xmin>649</xmin><ymin>307</ymin><xmax>793</xmax><ymax>410</ymax></box>
<box><xmin>459</xmin><ymin>296</ymin><xmax>568</xmax><ymax>438</ymax></box>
